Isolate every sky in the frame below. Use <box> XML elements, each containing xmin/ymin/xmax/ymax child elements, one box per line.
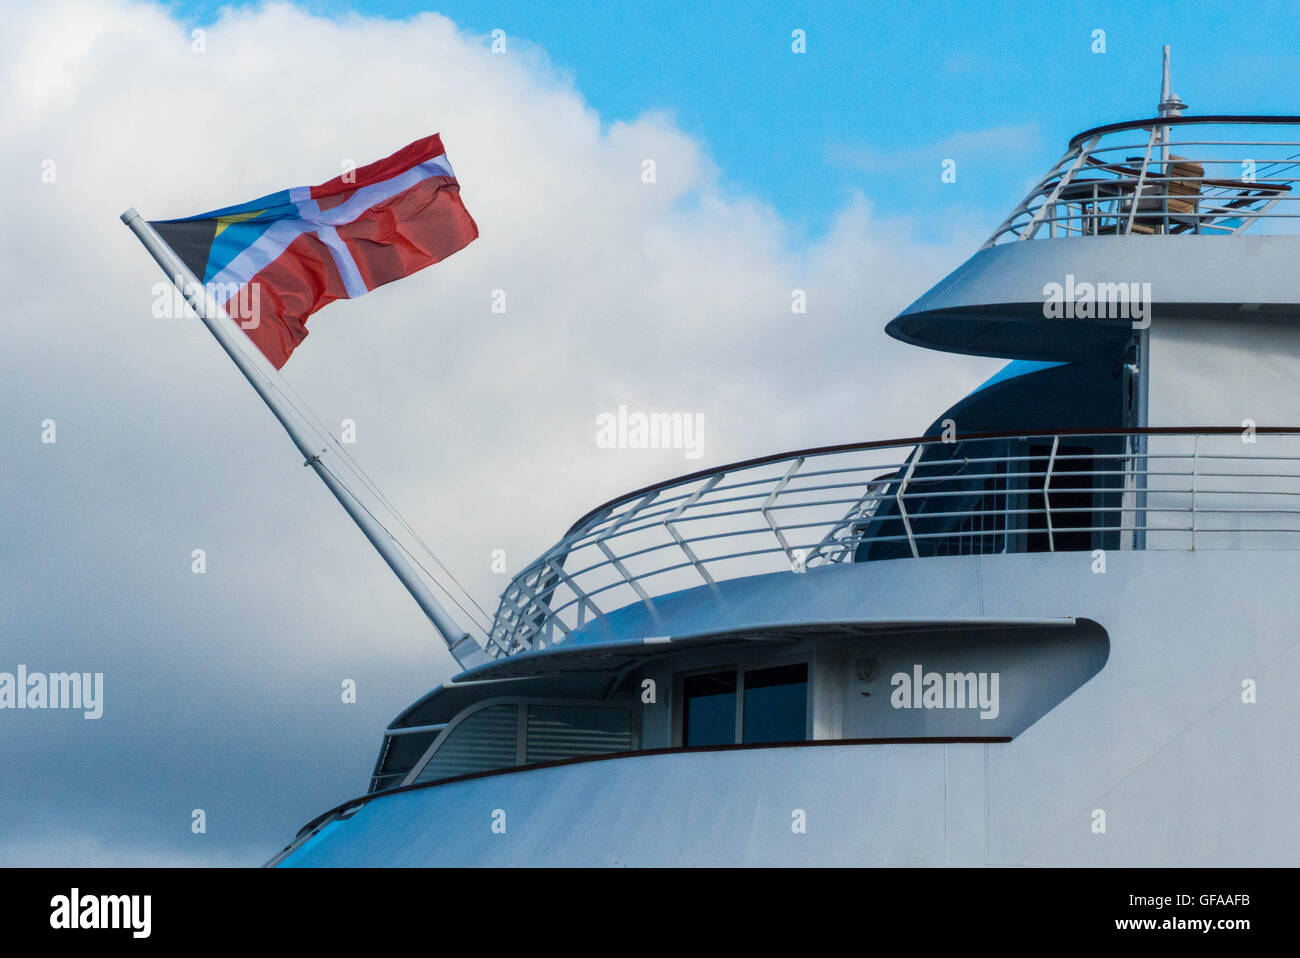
<box><xmin>170</xmin><ymin>0</ymin><xmax>1300</xmax><ymax>233</ymax></box>
<box><xmin>0</xmin><ymin>0</ymin><xmax>1289</xmax><ymax>865</ymax></box>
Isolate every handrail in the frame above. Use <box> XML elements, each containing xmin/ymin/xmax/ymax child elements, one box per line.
<box><xmin>485</xmin><ymin>428</ymin><xmax>1300</xmax><ymax>658</ymax></box>
<box><xmin>1068</xmin><ymin>115</ymin><xmax>1300</xmax><ymax>149</ymax></box>
<box><xmin>566</xmin><ymin>426</ymin><xmax>1300</xmax><ymax>533</ymax></box>
<box><xmin>984</xmin><ymin>116</ymin><xmax>1300</xmax><ymax>246</ymax></box>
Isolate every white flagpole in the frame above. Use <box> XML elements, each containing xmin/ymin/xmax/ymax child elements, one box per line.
<box><xmin>120</xmin><ymin>208</ymin><xmax>488</xmax><ymax>670</ymax></box>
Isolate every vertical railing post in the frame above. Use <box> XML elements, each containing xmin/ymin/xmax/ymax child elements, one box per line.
<box><xmin>595</xmin><ymin>492</ymin><xmax>660</xmax><ymax>612</ymax></box>
<box><xmin>545</xmin><ymin>556</ymin><xmax>608</xmax><ymax>639</ymax></box>
<box><xmin>1044</xmin><ymin>436</ymin><xmax>1059</xmax><ymax>553</ymax></box>
<box><xmin>1124</xmin><ymin>127</ymin><xmax>1159</xmax><ymax>235</ymax></box>
<box><xmin>897</xmin><ymin>449</ymin><xmax>921</xmax><ymax>559</ymax></box>
<box><xmin>1135</xmin><ymin>431</ymin><xmax>1149</xmax><ymax>551</ymax></box>
<box><xmin>666</xmin><ymin>474</ymin><xmax>724</xmax><ymax>586</ymax></box>
<box><xmin>762</xmin><ymin>458</ymin><xmax>806</xmax><ymax>564</ymax></box>
<box><xmin>981</xmin><ymin>147</ymin><xmax>1078</xmax><ymax>247</ymax></box>
<box><xmin>1022</xmin><ymin>136</ymin><xmax>1100</xmax><ymax>241</ymax></box>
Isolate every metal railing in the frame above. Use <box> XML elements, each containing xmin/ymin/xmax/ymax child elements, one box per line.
<box><xmin>985</xmin><ymin>116</ymin><xmax>1300</xmax><ymax>246</ymax></box>
<box><xmin>485</xmin><ymin>428</ymin><xmax>1300</xmax><ymax>658</ymax></box>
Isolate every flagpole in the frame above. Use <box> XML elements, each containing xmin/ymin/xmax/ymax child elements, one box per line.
<box><xmin>120</xmin><ymin>208</ymin><xmax>488</xmax><ymax>670</ymax></box>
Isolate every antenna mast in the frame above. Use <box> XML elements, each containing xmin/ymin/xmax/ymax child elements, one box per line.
<box><xmin>1157</xmin><ymin>44</ymin><xmax>1187</xmax><ymax>118</ymax></box>
<box><xmin>1157</xmin><ymin>44</ymin><xmax>1188</xmax><ymax>167</ymax></box>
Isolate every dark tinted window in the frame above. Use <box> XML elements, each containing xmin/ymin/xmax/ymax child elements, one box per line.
<box><xmin>742</xmin><ymin>664</ymin><xmax>808</xmax><ymax>744</ymax></box>
<box><xmin>371</xmin><ymin>729</ymin><xmax>439</xmax><ymax>791</ymax></box>
<box><xmin>683</xmin><ymin>671</ymin><xmax>737</xmax><ymax>746</ymax></box>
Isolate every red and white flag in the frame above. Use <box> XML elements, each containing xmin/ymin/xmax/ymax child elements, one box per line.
<box><xmin>151</xmin><ymin>134</ymin><xmax>478</xmax><ymax>368</ymax></box>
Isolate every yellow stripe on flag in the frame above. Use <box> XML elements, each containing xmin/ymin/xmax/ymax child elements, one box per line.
<box><xmin>213</xmin><ymin>209</ymin><xmax>267</xmax><ymax>237</ymax></box>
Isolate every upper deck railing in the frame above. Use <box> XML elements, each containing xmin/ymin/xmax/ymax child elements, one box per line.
<box><xmin>485</xmin><ymin>428</ymin><xmax>1300</xmax><ymax>658</ymax></box>
<box><xmin>984</xmin><ymin>116</ymin><xmax>1300</xmax><ymax>247</ymax></box>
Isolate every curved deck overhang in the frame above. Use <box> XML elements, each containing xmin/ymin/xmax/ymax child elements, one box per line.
<box><xmin>457</xmin><ymin>557</ymin><xmax>1079</xmax><ymax>681</ymax></box>
<box><xmin>886</xmin><ymin>235</ymin><xmax>1300</xmax><ymax>360</ymax></box>
<box><xmin>456</xmin><ymin>616</ymin><xmax>1079</xmax><ymax>681</ymax></box>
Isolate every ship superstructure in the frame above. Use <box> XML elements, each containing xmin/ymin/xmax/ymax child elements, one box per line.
<box><xmin>270</xmin><ymin>52</ymin><xmax>1300</xmax><ymax>866</ymax></box>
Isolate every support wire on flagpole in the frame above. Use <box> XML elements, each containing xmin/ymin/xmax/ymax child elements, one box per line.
<box><xmin>178</xmin><ymin>271</ymin><xmax>497</xmax><ymax>639</ymax></box>
<box><xmin>280</xmin><ymin>385</ymin><xmax>497</xmax><ymax>634</ymax></box>
<box><xmin>312</xmin><ymin>459</ymin><xmax>495</xmax><ymax>639</ymax></box>
<box><xmin>218</xmin><ymin>327</ymin><xmax>497</xmax><ymax>640</ymax></box>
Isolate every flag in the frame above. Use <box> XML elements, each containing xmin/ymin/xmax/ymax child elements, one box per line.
<box><xmin>150</xmin><ymin>134</ymin><xmax>478</xmax><ymax>368</ymax></box>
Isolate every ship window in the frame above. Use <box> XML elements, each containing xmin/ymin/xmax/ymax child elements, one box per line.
<box><xmin>681</xmin><ymin>663</ymin><xmax>809</xmax><ymax>746</ymax></box>
<box><xmin>683</xmin><ymin>671</ymin><xmax>737</xmax><ymax>746</ymax></box>
<box><xmin>525</xmin><ymin>705</ymin><xmax>633</xmax><ymax>764</ymax></box>
<box><xmin>743</xmin><ymin>664</ymin><xmax>808</xmax><ymax>744</ymax></box>
<box><xmin>407</xmin><ymin>700</ymin><xmax>636</xmax><ymax>786</ymax></box>
<box><xmin>370</xmin><ymin>729</ymin><xmax>440</xmax><ymax>792</ymax></box>
<box><xmin>414</xmin><ymin>704</ymin><xmax>518</xmax><ymax>784</ymax></box>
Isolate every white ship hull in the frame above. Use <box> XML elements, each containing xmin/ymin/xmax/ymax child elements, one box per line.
<box><xmin>279</xmin><ymin>550</ymin><xmax>1300</xmax><ymax>866</ymax></box>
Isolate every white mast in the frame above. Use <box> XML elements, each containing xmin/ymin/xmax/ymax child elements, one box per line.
<box><xmin>1158</xmin><ymin>44</ymin><xmax>1187</xmax><ymax>119</ymax></box>
<box><xmin>121</xmin><ymin>209</ymin><xmax>489</xmax><ymax>670</ymax></box>
<box><xmin>1157</xmin><ymin>44</ymin><xmax>1187</xmax><ymax>167</ymax></box>
<box><xmin>1133</xmin><ymin>47</ymin><xmax>1187</xmax><ymax>549</ymax></box>
<box><xmin>1130</xmin><ymin>47</ymin><xmax>1190</xmax><ymax>550</ymax></box>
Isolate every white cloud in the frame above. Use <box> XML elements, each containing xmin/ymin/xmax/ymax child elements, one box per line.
<box><xmin>0</xmin><ymin>0</ymin><xmax>1001</xmax><ymax>864</ymax></box>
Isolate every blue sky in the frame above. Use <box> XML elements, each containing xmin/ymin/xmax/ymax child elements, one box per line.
<box><xmin>168</xmin><ymin>0</ymin><xmax>1300</xmax><ymax>238</ymax></box>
